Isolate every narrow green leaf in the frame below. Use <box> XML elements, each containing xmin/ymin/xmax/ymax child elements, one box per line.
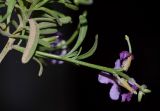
<box><xmin>35</xmin><ymin>7</ymin><xmax>65</xmax><ymax>18</ymax></box>
<box><xmin>26</xmin><ymin>0</ymin><xmax>33</xmax><ymax>3</ymax></box>
<box><xmin>29</xmin><ymin>0</ymin><xmax>41</xmax><ymax>10</ymax></box>
<box><xmin>6</xmin><ymin>0</ymin><xmax>16</xmax><ymax>23</ymax></box>
<box><xmin>77</xmin><ymin>35</ymin><xmax>98</xmax><ymax>60</ymax></box>
<box><xmin>59</xmin><ymin>16</ymin><xmax>72</xmax><ymax>24</ymax></box>
<box><xmin>0</xmin><ymin>15</ymin><xmax>23</xmax><ymax>62</ymax></box>
<box><xmin>34</xmin><ymin>0</ymin><xmax>49</xmax><ymax>9</ymax></box>
<box><xmin>66</xmin><ymin>27</ymin><xmax>79</xmax><ymax>45</ymax></box>
<box><xmin>42</xmin><ymin>13</ymin><xmax>55</xmax><ymax>19</ymax></box>
<box><xmin>41</xmin><ymin>13</ymin><xmax>61</xmax><ymax>26</ymax></box>
<box><xmin>0</xmin><ymin>13</ymin><xmax>23</xmax><ymax>63</ymax></box>
<box><xmin>8</xmin><ymin>33</ymin><xmax>51</xmax><ymax>48</ymax></box>
<box><xmin>0</xmin><ymin>38</ymin><xmax>15</xmax><ymax>63</ymax></box>
<box><xmin>0</xmin><ymin>0</ymin><xmax>16</xmax><ymax>23</ymax></box>
<box><xmin>64</xmin><ymin>51</ymin><xmax>78</xmax><ymax>58</ymax></box>
<box><xmin>24</xmin><ymin>26</ymin><xmax>58</xmax><ymax>35</ymax></box>
<box><xmin>0</xmin><ymin>4</ymin><xmax>5</xmax><ymax>8</ymax></box>
<box><xmin>33</xmin><ymin>57</ymin><xmax>44</xmax><ymax>77</ymax></box>
<box><xmin>0</xmin><ymin>1</ymin><xmax>5</xmax><ymax>3</ymax></box>
<box><xmin>58</xmin><ymin>0</ymin><xmax>72</xmax><ymax>4</ymax></box>
<box><xmin>0</xmin><ymin>15</ymin><xmax>2</xmax><ymax>20</ymax></box>
<box><xmin>22</xmin><ymin>19</ymin><xmax>40</xmax><ymax>63</ymax></box>
<box><xmin>33</xmin><ymin>17</ymin><xmax>55</xmax><ymax>22</ymax></box>
<box><xmin>40</xmin><ymin>28</ymin><xmax>57</xmax><ymax>35</ymax></box>
<box><xmin>38</xmin><ymin>39</ymin><xmax>51</xmax><ymax>48</ymax></box>
<box><xmin>38</xmin><ymin>22</ymin><xmax>57</xmax><ymax>29</ymax></box>
<box><xmin>65</xmin><ymin>47</ymin><xmax>82</xmax><ymax>59</ymax></box>
<box><xmin>41</xmin><ymin>36</ymin><xmax>58</xmax><ymax>43</ymax></box>
<box><xmin>27</xmin><ymin>0</ymin><xmax>41</xmax><ymax>17</ymax></box>
<box><xmin>17</xmin><ymin>0</ymin><xmax>28</xmax><ymax>20</ymax></box>
<box><xmin>11</xmin><ymin>20</ymin><xmax>19</xmax><ymax>28</ymax></box>
<box><xmin>64</xmin><ymin>3</ymin><xmax>79</xmax><ymax>10</ymax></box>
<box><xmin>66</xmin><ymin>13</ymin><xmax>88</xmax><ymax>56</ymax></box>
<box><xmin>74</xmin><ymin>0</ymin><xmax>93</xmax><ymax>5</ymax></box>
<box><xmin>71</xmin><ymin>47</ymin><xmax>82</xmax><ymax>59</ymax></box>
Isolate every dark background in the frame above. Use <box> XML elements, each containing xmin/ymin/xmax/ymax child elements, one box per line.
<box><xmin>0</xmin><ymin>0</ymin><xmax>159</xmax><ymax>111</ymax></box>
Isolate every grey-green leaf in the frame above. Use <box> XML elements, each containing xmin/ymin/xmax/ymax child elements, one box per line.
<box><xmin>72</xmin><ymin>47</ymin><xmax>82</xmax><ymax>59</ymax></box>
<box><xmin>11</xmin><ymin>20</ymin><xmax>19</xmax><ymax>28</ymax></box>
<box><xmin>77</xmin><ymin>34</ymin><xmax>98</xmax><ymax>60</ymax></box>
<box><xmin>74</xmin><ymin>0</ymin><xmax>93</xmax><ymax>5</ymax></box>
<box><xmin>33</xmin><ymin>57</ymin><xmax>44</xmax><ymax>77</ymax></box>
<box><xmin>66</xmin><ymin>13</ymin><xmax>88</xmax><ymax>56</ymax></box>
<box><xmin>64</xmin><ymin>3</ymin><xmax>79</xmax><ymax>10</ymax></box>
<box><xmin>26</xmin><ymin>0</ymin><xmax>33</xmax><ymax>3</ymax></box>
<box><xmin>35</xmin><ymin>7</ymin><xmax>65</xmax><ymax>18</ymax></box>
<box><xmin>41</xmin><ymin>36</ymin><xmax>58</xmax><ymax>43</ymax></box>
<box><xmin>33</xmin><ymin>17</ymin><xmax>55</xmax><ymax>22</ymax></box>
<box><xmin>38</xmin><ymin>39</ymin><xmax>51</xmax><ymax>48</ymax></box>
<box><xmin>38</xmin><ymin>22</ymin><xmax>57</xmax><ymax>29</ymax></box>
<box><xmin>0</xmin><ymin>0</ymin><xmax>16</xmax><ymax>23</ymax></box>
<box><xmin>4</xmin><ymin>32</ymin><xmax>51</xmax><ymax>48</ymax></box>
<box><xmin>0</xmin><ymin>38</ymin><xmax>15</xmax><ymax>63</ymax></box>
<box><xmin>0</xmin><ymin>4</ymin><xmax>5</xmax><ymax>8</ymax></box>
<box><xmin>59</xmin><ymin>16</ymin><xmax>72</xmax><ymax>24</ymax></box>
<box><xmin>40</xmin><ymin>28</ymin><xmax>57</xmax><ymax>35</ymax></box>
<box><xmin>34</xmin><ymin>0</ymin><xmax>49</xmax><ymax>9</ymax></box>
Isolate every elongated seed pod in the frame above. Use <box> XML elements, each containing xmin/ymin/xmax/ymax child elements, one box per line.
<box><xmin>22</xmin><ymin>19</ymin><xmax>39</xmax><ymax>63</ymax></box>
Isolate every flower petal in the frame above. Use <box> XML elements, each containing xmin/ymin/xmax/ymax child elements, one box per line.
<box><xmin>51</xmin><ymin>59</ymin><xmax>64</xmax><ymax>64</ymax></box>
<box><xmin>121</xmin><ymin>93</ymin><xmax>132</xmax><ymax>102</ymax></box>
<box><xmin>114</xmin><ymin>59</ymin><xmax>121</xmax><ymax>69</ymax></box>
<box><xmin>109</xmin><ymin>84</ymin><xmax>120</xmax><ymax>100</ymax></box>
<box><xmin>120</xmin><ymin>51</ymin><xmax>129</xmax><ymax>60</ymax></box>
<box><xmin>98</xmin><ymin>74</ymin><xmax>114</xmax><ymax>84</ymax></box>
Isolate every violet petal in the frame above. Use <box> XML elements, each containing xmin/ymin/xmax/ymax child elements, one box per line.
<box><xmin>98</xmin><ymin>74</ymin><xmax>114</xmax><ymax>84</ymax></box>
<box><xmin>110</xmin><ymin>84</ymin><xmax>120</xmax><ymax>100</ymax></box>
<box><xmin>121</xmin><ymin>93</ymin><xmax>132</xmax><ymax>102</ymax></box>
<box><xmin>120</xmin><ymin>51</ymin><xmax>130</xmax><ymax>60</ymax></box>
<box><xmin>114</xmin><ymin>59</ymin><xmax>121</xmax><ymax>69</ymax></box>
<box><xmin>98</xmin><ymin>72</ymin><xmax>116</xmax><ymax>84</ymax></box>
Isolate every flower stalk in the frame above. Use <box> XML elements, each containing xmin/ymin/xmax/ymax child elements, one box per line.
<box><xmin>13</xmin><ymin>45</ymin><xmax>144</xmax><ymax>90</ymax></box>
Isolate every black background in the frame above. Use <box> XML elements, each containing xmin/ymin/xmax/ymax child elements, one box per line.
<box><xmin>0</xmin><ymin>0</ymin><xmax>159</xmax><ymax>111</ymax></box>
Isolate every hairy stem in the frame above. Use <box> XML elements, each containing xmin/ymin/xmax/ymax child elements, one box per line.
<box><xmin>13</xmin><ymin>45</ymin><xmax>130</xmax><ymax>80</ymax></box>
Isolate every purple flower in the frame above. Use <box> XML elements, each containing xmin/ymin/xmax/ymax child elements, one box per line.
<box><xmin>98</xmin><ymin>72</ymin><xmax>120</xmax><ymax>100</ymax></box>
<box><xmin>121</xmin><ymin>92</ymin><xmax>132</xmax><ymax>102</ymax></box>
<box><xmin>120</xmin><ymin>51</ymin><xmax>130</xmax><ymax>60</ymax></box>
<box><xmin>114</xmin><ymin>51</ymin><xmax>133</xmax><ymax>71</ymax></box>
<box><xmin>121</xmin><ymin>81</ymin><xmax>138</xmax><ymax>102</ymax></box>
<box><xmin>50</xmin><ymin>33</ymin><xmax>67</xmax><ymax>64</ymax></box>
<box><xmin>98</xmin><ymin>51</ymin><xmax>137</xmax><ymax>102</ymax></box>
<box><xmin>98</xmin><ymin>72</ymin><xmax>137</xmax><ymax>102</ymax></box>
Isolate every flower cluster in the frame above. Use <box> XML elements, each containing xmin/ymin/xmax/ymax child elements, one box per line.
<box><xmin>98</xmin><ymin>51</ymin><xmax>138</xmax><ymax>102</ymax></box>
<box><xmin>50</xmin><ymin>33</ymin><xmax>67</xmax><ymax>64</ymax></box>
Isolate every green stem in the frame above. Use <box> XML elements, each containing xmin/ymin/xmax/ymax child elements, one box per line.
<box><xmin>17</xmin><ymin>0</ymin><xmax>28</xmax><ymax>24</ymax></box>
<box><xmin>13</xmin><ymin>45</ymin><xmax>130</xmax><ymax>80</ymax></box>
<box><xmin>125</xmin><ymin>35</ymin><xmax>132</xmax><ymax>53</ymax></box>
